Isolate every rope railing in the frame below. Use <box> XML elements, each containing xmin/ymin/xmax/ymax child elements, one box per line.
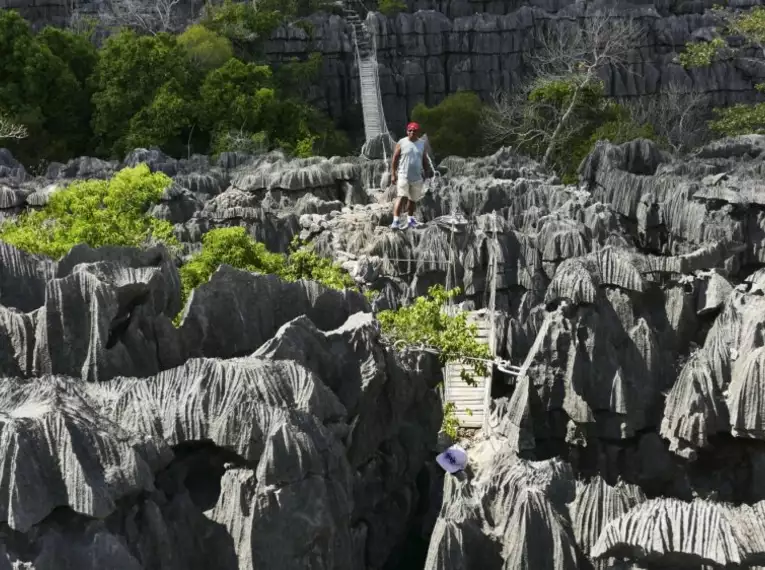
<box><xmin>345</xmin><ymin>0</ymin><xmax>391</xmax><ymax>141</ymax></box>
<box><xmin>390</xmin><ymin>339</ymin><xmax>522</xmax><ymax>377</ymax></box>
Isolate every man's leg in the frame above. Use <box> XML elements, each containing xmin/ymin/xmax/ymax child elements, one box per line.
<box><xmin>405</xmin><ymin>181</ymin><xmax>424</xmax><ymax>226</ymax></box>
<box><xmin>393</xmin><ymin>196</ymin><xmax>404</xmax><ymax>217</ymax></box>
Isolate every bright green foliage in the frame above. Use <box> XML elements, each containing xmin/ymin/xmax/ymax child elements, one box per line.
<box><xmin>91</xmin><ymin>30</ymin><xmax>193</xmax><ymax>157</ymax></box>
<box><xmin>179</xmin><ymin>227</ymin><xmax>285</xmax><ymax>301</ymax></box>
<box><xmin>735</xmin><ymin>5</ymin><xmax>765</xmax><ymax>44</ymax></box>
<box><xmin>678</xmin><ymin>37</ymin><xmax>726</xmax><ymax>68</ymax></box>
<box><xmin>281</xmin><ymin>238</ymin><xmax>357</xmax><ymax>290</ymax></box>
<box><xmin>178</xmin><ymin>25</ymin><xmax>234</xmax><ymax>72</ymax></box>
<box><xmin>0</xmin><ymin>165</ymin><xmax>175</xmax><ymax>259</ymax></box>
<box><xmin>293</xmin><ymin>135</ymin><xmax>318</xmax><ymax>158</ymax></box>
<box><xmin>0</xmin><ymin>12</ymin><xmax>91</xmax><ymax>164</ymax></box>
<box><xmin>377</xmin><ymin>285</ymin><xmax>491</xmax><ymax>385</ymax></box>
<box><xmin>411</xmin><ymin>91</ymin><xmax>486</xmax><ymax>158</ymax></box>
<box><xmin>379</xmin><ymin>0</ymin><xmax>407</xmax><ymax>16</ymax></box>
<box><xmin>179</xmin><ymin>227</ymin><xmax>355</xmax><ymax>308</ymax></box>
<box><xmin>709</xmin><ymin>101</ymin><xmax>765</xmax><ymax>136</ymax></box>
<box><xmin>441</xmin><ymin>402</ymin><xmax>460</xmax><ymax>439</ymax></box>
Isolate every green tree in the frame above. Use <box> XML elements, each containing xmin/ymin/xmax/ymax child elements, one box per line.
<box><xmin>483</xmin><ymin>9</ymin><xmax>641</xmax><ymax>170</ymax></box>
<box><xmin>91</xmin><ymin>29</ymin><xmax>193</xmax><ymax>157</ymax></box>
<box><xmin>411</xmin><ymin>91</ymin><xmax>486</xmax><ymax>158</ymax></box>
<box><xmin>487</xmin><ymin>78</ymin><xmax>642</xmax><ymax>179</ymax></box>
<box><xmin>178</xmin><ymin>24</ymin><xmax>233</xmax><ymax>73</ymax></box>
<box><xmin>37</xmin><ymin>25</ymin><xmax>98</xmax><ymax>156</ymax></box>
<box><xmin>0</xmin><ymin>11</ymin><xmax>89</xmax><ymax>163</ymax></box>
<box><xmin>0</xmin><ymin>164</ymin><xmax>175</xmax><ymax>259</ymax></box>
<box><xmin>124</xmin><ymin>78</ymin><xmax>195</xmax><ymax>158</ymax></box>
<box><xmin>200</xmin><ymin>0</ymin><xmax>291</xmax><ymax>52</ymax></box>
<box><xmin>199</xmin><ymin>58</ymin><xmax>275</xmax><ymax>134</ymax></box>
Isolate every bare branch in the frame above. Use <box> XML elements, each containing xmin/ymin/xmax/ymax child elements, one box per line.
<box><xmin>99</xmin><ymin>0</ymin><xmax>182</xmax><ymax>34</ymax></box>
<box><xmin>485</xmin><ymin>8</ymin><xmax>644</xmax><ymax>168</ymax></box>
<box><xmin>0</xmin><ymin>116</ymin><xmax>28</xmax><ymax>140</ymax></box>
<box><xmin>531</xmin><ymin>8</ymin><xmax>642</xmax><ymax>79</ymax></box>
<box><xmin>621</xmin><ymin>82</ymin><xmax>712</xmax><ymax>154</ymax></box>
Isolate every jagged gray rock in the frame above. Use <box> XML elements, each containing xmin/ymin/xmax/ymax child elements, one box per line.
<box><xmin>0</xmin><ymin>377</ymin><xmax>170</xmax><ymax>533</ymax></box>
<box><xmin>591</xmin><ymin>498</ymin><xmax>765</xmax><ymax>568</ymax></box>
<box><xmin>2</xmin><ymin>128</ymin><xmax>765</xmax><ymax>569</ymax></box>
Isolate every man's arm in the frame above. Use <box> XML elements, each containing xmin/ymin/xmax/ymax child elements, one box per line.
<box><xmin>390</xmin><ymin>143</ymin><xmax>401</xmax><ymax>182</ymax></box>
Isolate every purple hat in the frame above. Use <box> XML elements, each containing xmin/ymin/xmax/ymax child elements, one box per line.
<box><xmin>436</xmin><ymin>445</ymin><xmax>468</xmax><ymax>474</ymax></box>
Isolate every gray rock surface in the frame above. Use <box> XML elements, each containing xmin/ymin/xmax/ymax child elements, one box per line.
<box><xmin>3</xmin><ymin>131</ymin><xmax>765</xmax><ymax>567</ymax></box>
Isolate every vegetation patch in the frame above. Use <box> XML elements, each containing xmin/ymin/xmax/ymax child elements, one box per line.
<box><xmin>377</xmin><ymin>285</ymin><xmax>491</xmax><ymax>385</ymax></box>
<box><xmin>179</xmin><ymin>227</ymin><xmax>356</xmax><ymax>309</ymax></box>
<box><xmin>0</xmin><ymin>164</ymin><xmax>175</xmax><ymax>259</ymax></box>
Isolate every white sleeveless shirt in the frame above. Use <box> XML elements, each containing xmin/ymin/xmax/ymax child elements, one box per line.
<box><xmin>397</xmin><ymin>137</ymin><xmax>426</xmax><ymax>183</ymax></box>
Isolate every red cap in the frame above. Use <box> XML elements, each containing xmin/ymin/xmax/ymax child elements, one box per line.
<box><xmin>407</xmin><ymin>122</ymin><xmax>420</xmax><ymax>132</ymax></box>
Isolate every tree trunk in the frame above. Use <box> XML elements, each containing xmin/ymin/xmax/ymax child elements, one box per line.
<box><xmin>541</xmin><ymin>82</ymin><xmax>584</xmax><ymax>169</ymax></box>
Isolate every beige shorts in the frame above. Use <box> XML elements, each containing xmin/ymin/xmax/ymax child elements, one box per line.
<box><xmin>396</xmin><ymin>179</ymin><xmax>424</xmax><ymax>202</ymax></box>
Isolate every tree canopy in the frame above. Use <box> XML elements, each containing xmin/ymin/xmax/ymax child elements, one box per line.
<box><xmin>0</xmin><ymin>9</ymin><xmax>350</xmax><ymax>166</ymax></box>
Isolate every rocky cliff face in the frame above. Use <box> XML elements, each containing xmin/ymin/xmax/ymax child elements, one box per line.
<box><xmin>3</xmin><ymin>0</ymin><xmax>765</xmax><ymax>137</ymax></box>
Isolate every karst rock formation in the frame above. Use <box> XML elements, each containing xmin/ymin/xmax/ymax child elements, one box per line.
<box><xmin>3</xmin><ymin>132</ymin><xmax>765</xmax><ymax>568</ymax></box>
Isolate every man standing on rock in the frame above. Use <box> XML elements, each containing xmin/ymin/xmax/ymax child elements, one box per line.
<box><xmin>390</xmin><ymin>122</ymin><xmax>430</xmax><ymax>229</ymax></box>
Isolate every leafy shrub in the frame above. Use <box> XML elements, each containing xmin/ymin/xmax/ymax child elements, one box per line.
<box><xmin>678</xmin><ymin>37</ymin><xmax>727</xmax><ymax>68</ymax></box>
<box><xmin>179</xmin><ymin>226</ymin><xmax>285</xmax><ymax>302</ymax></box>
<box><xmin>378</xmin><ymin>0</ymin><xmax>407</xmax><ymax>16</ymax></box>
<box><xmin>179</xmin><ymin>228</ymin><xmax>355</xmax><ymax>308</ymax></box>
<box><xmin>411</xmin><ymin>91</ymin><xmax>486</xmax><ymax>158</ymax></box>
<box><xmin>0</xmin><ymin>165</ymin><xmax>175</xmax><ymax>259</ymax></box>
<box><xmin>677</xmin><ymin>7</ymin><xmax>765</xmax><ymax>138</ymax></box>
<box><xmin>210</xmin><ymin>129</ymin><xmax>269</xmax><ymax>155</ymax></box>
<box><xmin>377</xmin><ymin>285</ymin><xmax>491</xmax><ymax>385</ymax></box>
<box><xmin>492</xmin><ymin>78</ymin><xmax>656</xmax><ymax>181</ymax></box>
<box><xmin>281</xmin><ymin>238</ymin><xmax>357</xmax><ymax>290</ymax></box>
<box><xmin>441</xmin><ymin>401</ymin><xmax>460</xmax><ymax>439</ymax></box>
<box><xmin>709</xmin><ymin>101</ymin><xmax>765</xmax><ymax>136</ymax></box>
